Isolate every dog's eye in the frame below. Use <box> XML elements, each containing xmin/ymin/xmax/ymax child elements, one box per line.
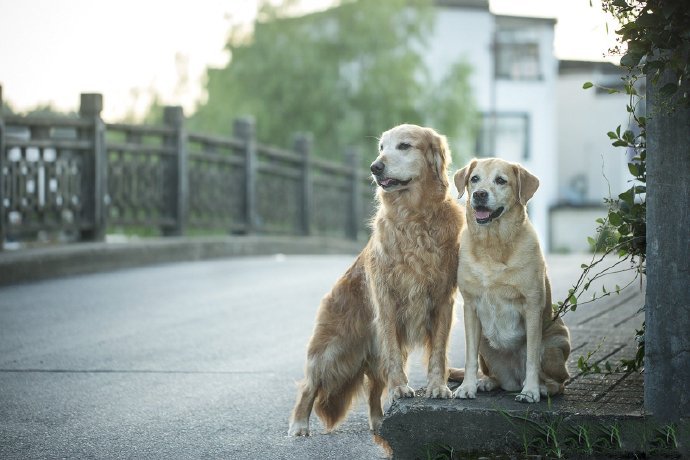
<box><xmin>379</xmin><ymin>144</ymin><xmax>383</xmax><ymax>151</ymax></box>
<box><xmin>470</xmin><ymin>175</ymin><xmax>479</xmax><ymax>183</ymax></box>
<box><xmin>495</xmin><ymin>177</ymin><xmax>507</xmax><ymax>185</ymax></box>
<box><xmin>397</xmin><ymin>142</ymin><xmax>411</xmax><ymax>150</ymax></box>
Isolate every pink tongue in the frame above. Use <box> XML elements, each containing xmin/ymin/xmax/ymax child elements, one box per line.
<box><xmin>381</xmin><ymin>179</ymin><xmax>392</xmax><ymax>186</ymax></box>
<box><xmin>475</xmin><ymin>209</ymin><xmax>491</xmax><ymax>220</ymax></box>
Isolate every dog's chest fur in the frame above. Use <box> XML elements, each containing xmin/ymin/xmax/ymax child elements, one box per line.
<box><xmin>375</xmin><ymin>217</ymin><xmax>451</xmax><ymax>292</ymax></box>
<box><xmin>461</xmin><ymin>259</ymin><xmax>526</xmax><ymax>351</ymax></box>
<box><xmin>476</xmin><ymin>293</ymin><xmax>525</xmax><ymax>350</ymax></box>
<box><xmin>370</xmin><ymin>208</ymin><xmax>458</xmax><ymax>344</ymax></box>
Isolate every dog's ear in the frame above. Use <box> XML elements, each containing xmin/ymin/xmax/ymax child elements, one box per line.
<box><xmin>453</xmin><ymin>159</ymin><xmax>477</xmax><ymax>199</ymax></box>
<box><xmin>514</xmin><ymin>164</ymin><xmax>539</xmax><ymax>205</ymax></box>
<box><xmin>424</xmin><ymin>128</ymin><xmax>450</xmax><ymax>186</ymax></box>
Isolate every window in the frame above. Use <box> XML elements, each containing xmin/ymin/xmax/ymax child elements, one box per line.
<box><xmin>495</xmin><ymin>29</ymin><xmax>541</xmax><ymax>80</ymax></box>
<box><xmin>476</xmin><ymin>113</ymin><xmax>530</xmax><ymax>162</ymax></box>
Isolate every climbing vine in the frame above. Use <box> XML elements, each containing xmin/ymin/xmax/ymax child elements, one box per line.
<box><xmin>554</xmin><ymin>0</ymin><xmax>690</xmax><ymax>373</ymax></box>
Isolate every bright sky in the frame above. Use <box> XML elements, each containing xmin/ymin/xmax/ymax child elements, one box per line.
<box><xmin>0</xmin><ymin>0</ymin><xmax>619</xmax><ymax>120</ymax></box>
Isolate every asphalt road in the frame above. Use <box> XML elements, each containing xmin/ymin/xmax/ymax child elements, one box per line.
<box><xmin>0</xmin><ymin>255</ymin><xmax>470</xmax><ymax>459</ymax></box>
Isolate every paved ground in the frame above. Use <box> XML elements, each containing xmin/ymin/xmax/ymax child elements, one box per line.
<box><xmin>0</xmin><ymin>253</ymin><xmax>645</xmax><ymax>459</ymax></box>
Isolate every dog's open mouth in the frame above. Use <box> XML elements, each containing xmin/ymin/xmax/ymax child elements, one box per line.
<box><xmin>375</xmin><ymin>176</ymin><xmax>412</xmax><ymax>190</ymax></box>
<box><xmin>474</xmin><ymin>206</ymin><xmax>505</xmax><ymax>224</ymax></box>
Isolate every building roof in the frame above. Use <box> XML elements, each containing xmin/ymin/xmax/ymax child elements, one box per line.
<box><xmin>559</xmin><ymin>59</ymin><xmax>622</xmax><ymax>75</ymax></box>
<box><xmin>495</xmin><ymin>14</ymin><xmax>557</xmax><ymax>26</ymax></box>
<box><xmin>435</xmin><ymin>0</ymin><xmax>489</xmax><ymax>10</ymax></box>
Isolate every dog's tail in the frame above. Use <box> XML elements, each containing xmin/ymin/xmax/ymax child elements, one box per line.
<box><xmin>314</xmin><ymin>371</ymin><xmax>365</xmax><ymax>431</ymax></box>
<box><xmin>448</xmin><ymin>367</ymin><xmax>465</xmax><ymax>382</ymax></box>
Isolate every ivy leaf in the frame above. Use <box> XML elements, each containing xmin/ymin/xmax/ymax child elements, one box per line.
<box><xmin>609</xmin><ymin>212</ymin><xmax>623</xmax><ymax>226</ymax></box>
<box><xmin>620</xmin><ymin>50</ymin><xmax>644</xmax><ymax>68</ymax></box>
<box><xmin>619</xmin><ymin>188</ymin><xmax>635</xmax><ymax>205</ymax></box>
<box><xmin>583</xmin><ymin>82</ymin><xmax>594</xmax><ymax>89</ymax></box>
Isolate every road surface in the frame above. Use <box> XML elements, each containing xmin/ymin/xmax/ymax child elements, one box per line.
<box><xmin>0</xmin><ymin>255</ymin><xmax>470</xmax><ymax>459</ymax></box>
<box><xmin>1</xmin><ymin>253</ymin><xmax>614</xmax><ymax>458</ymax></box>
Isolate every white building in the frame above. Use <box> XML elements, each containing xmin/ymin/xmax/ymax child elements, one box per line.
<box><xmin>552</xmin><ymin>60</ymin><xmax>631</xmax><ymax>252</ymax></box>
<box><xmin>425</xmin><ymin>0</ymin><xmax>558</xmax><ymax>249</ymax></box>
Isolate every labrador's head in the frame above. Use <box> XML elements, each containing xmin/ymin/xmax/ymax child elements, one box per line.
<box><xmin>453</xmin><ymin>158</ymin><xmax>539</xmax><ymax>225</ymax></box>
<box><xmin>371</xmin><ymin>124</ymin><xmax>450</xmax><ymax>193</ymax></box>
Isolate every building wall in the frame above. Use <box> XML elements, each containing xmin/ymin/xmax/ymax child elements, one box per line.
<box><xmin>426</xmin><ymin>6</ymin><xmax>558</xmax><ymax>249</ymax></box>
<box><xmin>552</xmin><ymin>63</ymin><xmax>633</xmax><ymax>252</ymax></box>
<box><xmin>424</xmin><ymin>6</ymin><xmax>495</xmax><ymax>111</ymax></box>
<box><xmin>493</xmin><ymin>17</ymin><xmax>557</xmax><ymax>249</ymax></box>
<box><xmin>550</xmin><ymin>206</ymin><xmax>604</xmax><ymax>253</ymax></box>
<box><xmin>425</xmin><ymin>5</ymin><xmax>633</xmax><ymax>253</ymax></box>
<box><xmin>557</xmin><ymin>69</ymin><xmax>631</xmax><ymax>204</ymax></box>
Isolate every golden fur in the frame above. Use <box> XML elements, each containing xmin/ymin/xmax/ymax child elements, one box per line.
<box><xmin>288</xmin><ymin>124</ymin><xmax>464</xmax><ymax>436</ymax></box>
<box><xmin>450</xmin><ymin>158</ymin><xmax>570</xmax><ymax>403</ymax></box>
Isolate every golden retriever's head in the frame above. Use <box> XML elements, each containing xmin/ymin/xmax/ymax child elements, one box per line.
<box><xmin>371</xmin><ymin>124</ymin><xmax>450</xmax><ymax>193</ymax></box>
<box><xmin>453</xmin><ymin>158</ymin><xmax>539</xmax><ymax>225</ymax></box>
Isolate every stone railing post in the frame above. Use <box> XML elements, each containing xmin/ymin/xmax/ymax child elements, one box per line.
<box><xmin>163</xmin><ymin>106</ymin><xmax>188</xmax><ymax>236</ymax></box>
<box><xmin>234</xmin><ymin>117</ymin><xmax>257</xmax><ymax>234</ymax></box>
<box><xmin>79</xmin><ymin>93</ymin><xmax>106</xmax><ymax>242</ymax></box>
<box><xmin>294</xmin><ymin>132</ymin><xmax>312</xmax><ymax>236</ymax></box>
<box><xmin>346</xmin><ymin>147</ymin><xmax>361</xmax><ymax>241</ymax></box>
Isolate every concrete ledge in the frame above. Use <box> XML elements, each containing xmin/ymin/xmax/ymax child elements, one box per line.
<box><xmin>379</xmin><ymin>281</ymin><xmax>689</xmax><ymax>458</ymax></box>
<box><xmin>380</xmin><ymin>389</ymin><xmax>688</xmax><ymax>459</ymax></box>
<box><xmin>0</xmin><ymin>235</ymin><xmax>363</xmax><ymax>285</ymax></box>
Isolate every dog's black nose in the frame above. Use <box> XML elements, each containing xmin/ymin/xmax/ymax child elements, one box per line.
<box><xmin>370</xmin><ymin>161</ymin><xmax>385</xmax><ymax>175</ymax></box>
<box><xmin>473</xmin><ymin>190</ymin><xmax>488</xmax><ymax>201</ymax></box>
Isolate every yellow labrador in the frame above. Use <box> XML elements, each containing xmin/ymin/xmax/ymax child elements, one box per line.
<box><xmin>288</xmin><ymin>124</ymin><xmax>463</xmax><ymax>436</ymax></box>
<box><xmin>450</xmin><ymin>158</ymin><xmax>570</xmax><ymax>403</ymax></box>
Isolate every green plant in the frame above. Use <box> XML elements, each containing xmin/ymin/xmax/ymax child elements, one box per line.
<box><xmin>556</xmin><ymin>0</ymin><xmax>689</xmax><ymax>374</ymax></box>
<box><xmin>649</xmin><ymin>423</ymin><xmax>679</xmax><ymax>456</ymax></box>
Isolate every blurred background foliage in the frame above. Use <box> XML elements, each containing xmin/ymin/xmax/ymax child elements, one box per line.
<box><xmin>182</xmin><ymin>0</ymin><xmax>477</xmax><ymax>165</ymax></box>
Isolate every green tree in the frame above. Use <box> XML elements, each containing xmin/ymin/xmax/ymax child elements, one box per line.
<box><xmin>2</xmin><ymin>99</ymin><xmax>14</xmax><ymax>117</ymax></box>
<box><xmin>189</xmin><ymin>0</ymin><xmax>476</xmax><ymax>164</ymax></box>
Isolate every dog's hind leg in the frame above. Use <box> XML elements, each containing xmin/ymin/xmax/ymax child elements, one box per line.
<box><xmin>365</xmin><ymin>372</ymin><xmax>386</xmax><ymax>432</ymax></box>
<box><xmin>539</xmin><ymin>345</ymin><xmax>569</xmax><ymax>396</ymax></box>
<box><xmin>288</xmin><ymin>379</ymin><xmax>317</xmax><ymax>436</ymax></box>
<box><xmin>448</xmin><ymin>368</ymin><xmax>464</xmax><ymax>382</ymax></box>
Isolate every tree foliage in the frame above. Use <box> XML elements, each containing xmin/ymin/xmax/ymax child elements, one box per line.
<box><xmin>189</xmin><ymin>0</ymin><xmax>477</xmax><ymax>163</ymax></box>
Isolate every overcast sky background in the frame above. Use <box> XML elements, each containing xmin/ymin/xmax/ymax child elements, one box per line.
<box><xmin>0</xmin><ymin>0</ymin><xmax>620</xmax><ymax>120</ymax></box>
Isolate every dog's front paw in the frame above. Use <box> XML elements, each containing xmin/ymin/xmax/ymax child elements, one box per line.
<box><xmin>515</xmin><ymin>387</ymin><xmax>540</xmax><ymax>403</ymax></box>
<box><xmin>288</xmin><ymin>420</ymin><xmax>310</xmax><ymax>437</ymax></box>
<box><xmin>425</xmin><ymin>384</ymin><xmax>452</xmax><ymax>399</ymax></box>
<box><xmin>453</xmin><ymin>381</ymin><xmax>477</xmax><ymax>399</ymax></box>
<box><xmin>391</xmin><ymin>384</ymin><xmax>415</xmax><ymax>399</ymax></box>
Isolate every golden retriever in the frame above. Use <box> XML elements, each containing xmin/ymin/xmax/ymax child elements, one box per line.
<box><xmin>288</xmin><ymin>124</ymin><xmax>464</xmax><ymax>436</ymax></box>
<box><xmin>450</xmin><ymin>158</ymin><xmax>570</xmax><ymax>403</ymax></box>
